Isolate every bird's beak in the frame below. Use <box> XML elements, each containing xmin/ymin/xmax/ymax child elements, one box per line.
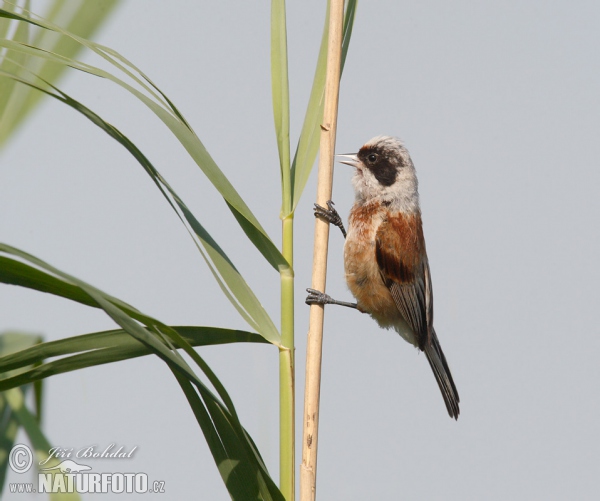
<box><xmin>336</xmin><ymin>154</ymin><xmax>360</xmax><ymax>168</ymax></box>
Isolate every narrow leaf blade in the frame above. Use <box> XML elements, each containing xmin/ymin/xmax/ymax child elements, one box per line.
<box><xmin>0</xmin><ymin>8</ymin><xmax>288</xmax><ymax>272</ymax></box>
<box><xmin>0</xmin><ymin>0</ymin><xmax>120</xmax><ymax>146</ymax></box>
<box><xmin>289</xmin><ymin>0</ymin><xmax>358</xmax><ymax>212</ymax></box>
<box><xmin>0</xmin><ymin>72</ymin><xmax>281</xmax><ymax>343</ymax></box>
<box><xmin>271</xmin><ymin>0</ymin><xmax>291</xmax><ymax>214</ymax></box>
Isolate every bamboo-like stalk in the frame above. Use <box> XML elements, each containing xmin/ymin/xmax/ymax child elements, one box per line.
<box><xmin>300</xmin><ymin>1</ymin><xmax>345</xmax><ymax>499</ymax></box>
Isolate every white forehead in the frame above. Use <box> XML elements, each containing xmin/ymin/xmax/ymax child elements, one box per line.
<box><xmin>361</xmin><ymin>136</ymin><xmax>413</xmax><ymax>166</ymax></box>
<box><xmin>363</xmin><ymin>135</ymin><xmax>404</xmax><ymax>150</ymax></box>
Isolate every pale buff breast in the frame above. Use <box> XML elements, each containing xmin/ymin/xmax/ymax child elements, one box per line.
<box><xmin>343</xmin><ymin>203</ymin><xmax>417</xmax><ymax>345</ymax></box>
<box><xmin>344</xmin><ymin>204</ymin><xmax>397</xmax><ymax>326</ymax></box>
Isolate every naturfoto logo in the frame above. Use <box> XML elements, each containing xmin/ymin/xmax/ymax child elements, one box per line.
<box><xmin>8</xmin><ymin>444</ymin><xmax>165</xmax><ymax>495</ymax></box>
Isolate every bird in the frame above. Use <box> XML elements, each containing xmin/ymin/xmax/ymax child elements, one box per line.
<box><xmin>306</xmin><ymin>135</ymin><xmax>460</xmax><ymax>419</ymax></box>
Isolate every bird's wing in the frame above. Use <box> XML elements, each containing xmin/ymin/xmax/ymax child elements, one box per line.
<box><xmin>375</xmin><ymin>214</ymin><xmax>460</xmax><ymax>418</ymax></box>
<box><xmin>375</xmin><ymin>214</ymin><xmax>431</xmax><ymax>350</ymax></box>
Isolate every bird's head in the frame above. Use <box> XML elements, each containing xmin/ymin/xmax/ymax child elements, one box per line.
<box><xmin>338</xmin><ymin>135</ymin><xmax>420</xmax><ymax>213</ymax></box>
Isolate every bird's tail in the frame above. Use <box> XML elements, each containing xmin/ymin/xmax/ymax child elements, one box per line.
<box><xmin>424</xmin><ymin>328</ymin><xmax>460</xmax><ymax>419</ymax></box>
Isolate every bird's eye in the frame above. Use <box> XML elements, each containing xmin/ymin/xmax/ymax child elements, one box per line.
<box><xmin>367</xmin><ymin>153</ymin><xmax>377</xmax><ymax>163</ymax></box>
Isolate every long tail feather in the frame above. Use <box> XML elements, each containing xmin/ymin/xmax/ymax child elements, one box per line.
<box><xmin>424</xmin><ymin>328</ymin><xmax>460</xmax><ymax>419</ymax></box>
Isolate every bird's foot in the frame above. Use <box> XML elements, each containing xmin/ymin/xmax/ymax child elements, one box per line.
<box><xmin>305</xmin><ymin>288</ymin><xmax>359</xmax><ymax>310</ymax></box>
<box><xmin>305</xmin><ymin>288</ymin><xmax>335</xmax><ymax>306</ymax></box>
<box><xmin>313</xmin><ymin>200</ymin><xmax>347</xmax><ymax>238</ymax></box>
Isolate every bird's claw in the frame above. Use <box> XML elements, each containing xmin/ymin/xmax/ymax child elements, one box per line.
<box><xmin>305</xmin><ymin>288</ymin><xmax>333</xmax><ymax>306</ymax></box>
<box><xmin>314</xmin><ymin>200</ymin><xmax>341</xmax><ymax>225</ymax></box>
<box><xmin>313</xmin><ymin>200</ymin><xmax>347</xmax><ymax>237</ymax></box>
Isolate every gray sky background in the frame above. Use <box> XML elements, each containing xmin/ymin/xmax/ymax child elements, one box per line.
<box><xmin>2</xmin><ymin>0</ymin><xmax>599</xmax><ymax>499</ymax></box>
